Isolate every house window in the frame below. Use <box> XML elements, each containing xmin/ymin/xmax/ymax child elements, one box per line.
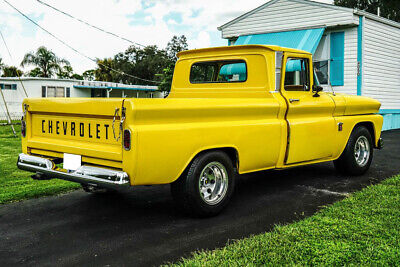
<box><xmin>43</xmin><ymin>86</ymin><xmax>69</xmax><ymax>97</ymax></box>
<box><xmin>314</xmin><ymin>60</ymin><xmax>329</xmax><ymax>85</ymax></box>
<box><xmin>91</xmin><ymin>88</ymin><xmax>107</xmax><ymax>97</ymax></box>
<box><xmin>190</xmin><ymin>60</ymin><xmax>247</xmax><ymax>83</ymax></box>
<box><xmin>0</xmin><ymin>83</ymin><xmax>17</xmax><ymax>90</ymax></box>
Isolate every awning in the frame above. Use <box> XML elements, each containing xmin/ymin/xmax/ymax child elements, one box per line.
<box><xmin>235</xmin><ymin>28</ymin><xmax>325</xmax><ymax>54</ymax></box>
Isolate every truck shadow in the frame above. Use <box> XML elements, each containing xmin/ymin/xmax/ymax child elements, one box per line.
<box><xmin>80</xmin><ymin>161</ymin><xmax>380</xmax><ymax>220</ymax></box>
<box><xmin>57</xmin><ymin>159</ymin><xmax>391</xmax><ymax>266</ymax></box>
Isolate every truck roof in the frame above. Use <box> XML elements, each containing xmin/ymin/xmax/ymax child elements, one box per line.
<box><xmin>177</xmin><ymin>45</ymin><xmax>311</xmax><ymax>59</ymax></box>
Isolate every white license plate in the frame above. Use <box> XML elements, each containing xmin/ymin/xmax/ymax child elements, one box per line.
<box><xmin>63</xmin><ymin>153</ymin><xmax>82</xmax><ymax>171</ymax></box>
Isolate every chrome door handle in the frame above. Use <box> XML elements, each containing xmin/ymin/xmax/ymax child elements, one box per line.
<box><xmin>289</xmin><ymin>98</ymin><xmax>300</xmax><ymax>103</ymax></box>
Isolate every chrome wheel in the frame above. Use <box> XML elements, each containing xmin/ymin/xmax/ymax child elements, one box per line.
<box><xmin>199</xmin><ymin>161</ymin><xmax>229</xmax><ymax>205</ymax></box>
<box><xmin>354</xmin><ymin>136</ymin><xmax>370</xmax><ymax>167</ymax></box>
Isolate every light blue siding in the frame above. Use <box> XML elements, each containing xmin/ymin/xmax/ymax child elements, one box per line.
<box><xmin>330</xmin><ymin>32</ymin><xmax>345</xmax><ymax>86</ymax></box>
<box><xmin>380</xmin><ymin>110</ymin><xmax>400</xmax><ymax>131</ymax></box>
<box><xmin>382</xmin><ymin>114</ymin><xmax>400</xmax><ymax>131</ymax></box>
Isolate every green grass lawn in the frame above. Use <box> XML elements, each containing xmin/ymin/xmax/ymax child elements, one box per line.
<box><xmin>0</xmin><ymin>125</ymin><xmax>79</xmax><ymax>204</ymax></box>
<box><xmin>174</xmin><ymin>175</ymin><xmax>400</xmax><ymax>266</ymax></box>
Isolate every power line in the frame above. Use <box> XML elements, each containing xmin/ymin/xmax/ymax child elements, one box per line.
<box><xmin>0</xmin><ymin>29</ymin><xmax>29</xmax><ymax>97</ymax></box>
<box><xmin>2</xmin><ymin>0</ymin><xmax>160</xmax><ymax>84</ymax></box>
<box><xmin>36</xmin><ymin>0</ymin><xmax>146</xmax><ymax>48</ymax></box>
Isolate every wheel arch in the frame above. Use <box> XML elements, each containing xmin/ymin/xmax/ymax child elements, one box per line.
<box><xmin>334</xmin><ymin>116</ymin><xmax>382</xmax><ymax>161</ymax></box>
<box><xmin>354</xmin><ymin>121</ymin><xmax>376</xmax><ymax>147</ymax></box>
<box><xmin>172</xmin><ymin>146</ymin><xmax>239</xmax><ymax>183</ymax></box>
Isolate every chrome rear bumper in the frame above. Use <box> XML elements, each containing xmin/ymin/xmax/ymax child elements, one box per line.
<box><xmin>17</xmin><ymin>153</ymin><xmax>129</xmax><ymax>189</ymax></box>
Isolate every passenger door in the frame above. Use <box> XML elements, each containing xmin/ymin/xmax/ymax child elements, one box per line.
<box><xmin>281</xmin><ymin>53</ymin><xmax>336</xmax><ymax>165</ymax></box>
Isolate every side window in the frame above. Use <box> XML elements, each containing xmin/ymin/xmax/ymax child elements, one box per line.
<box><xmin>190</xmin><ymin>62</ymin><xmax>217</xmax><ymax>83</ymax></box>
<box><xmin>190</xmin><ymin>60</ymin><xmax>247</xmax><ymax>83</ymax></box>
<box><xmin>0</xmin><ymin>83</ymin><xmax>17</xmax><ymax>90</ymax></box>
<box><xmin>284</xmin><ymin>58</ymin><xmax>310</xmax><ymax>91</ymax></box>
<box><xmin>314</xmin><ymin>60</ymin><xmax>329</xmax><ymax>85</ymax></box>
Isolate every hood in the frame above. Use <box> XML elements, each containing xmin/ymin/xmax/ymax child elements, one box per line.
<box><xmin>342</xmin><ymin>95</ymin><xmax>381</xmax><ymax>116</ymax></box>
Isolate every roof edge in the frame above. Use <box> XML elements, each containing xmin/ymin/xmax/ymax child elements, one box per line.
<box><xmin>218</xmin><ymin>0</ymin><xmax>354</xmax><ymax>31</ymax></box>
<box><xmin>355</xmin><ymin>9</ymin><xmax>400</xmax><ymax>29</ymax></box>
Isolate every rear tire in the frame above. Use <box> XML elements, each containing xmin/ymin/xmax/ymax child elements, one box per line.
<box><xmin>334</xmin><ymin>126</ymin><xmax>373</xmax><ymax>176</ymax></box>
<box><xmin>171</xmin><ymin>151</ymin><xmax>235</xmax><ymax>217</ymax></box>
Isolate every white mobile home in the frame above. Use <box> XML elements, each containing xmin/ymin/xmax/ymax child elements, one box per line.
<box><xmin>0</xmin><ymin>77</ymin><xmax>161</xmax><ymax>121</ymax></box>
<box><xmin>218</xmin><ymin>0</ymin><xmax>400</xmax><ymax>130</ymax></box>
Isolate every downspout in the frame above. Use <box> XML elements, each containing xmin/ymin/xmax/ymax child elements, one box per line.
<box><xmin>107</xmin><ymin>88</ymin><xmax>112</xmax><ymax>98</ymax></box>
<box><xmin>357</xmin><ymin>15</ymin><xmax>364</xmax><ymax>96</ymax></box>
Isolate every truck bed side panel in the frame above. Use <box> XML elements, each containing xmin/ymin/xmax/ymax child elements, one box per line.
<box><xmin>129</xmin><ymin>97</ymin><xmax>283</xmax><ymax>185</ymax></box>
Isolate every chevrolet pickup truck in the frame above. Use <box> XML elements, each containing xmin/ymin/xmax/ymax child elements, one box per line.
<box><xmin>17</xmin><ymin>45</ymin><xmax>383</xmax><ymax>217</ymax></box>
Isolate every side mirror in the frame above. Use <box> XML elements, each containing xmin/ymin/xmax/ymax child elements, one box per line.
<box><xmin>312</xmin><ymin>84</ymin><xmax>323</xmax><ymax>97</ymax></box>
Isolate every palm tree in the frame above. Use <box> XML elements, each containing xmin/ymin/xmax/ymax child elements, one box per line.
<box><xmin>21</xmin><ymin>46</ymin><xmax>70</xmax><ymax>78</ymax></box>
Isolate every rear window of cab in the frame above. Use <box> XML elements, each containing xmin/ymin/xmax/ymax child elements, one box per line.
<box><xmin>189</xmin><ymin>60</ymin><xmax>247</xmax><ymax>83</ymax></box>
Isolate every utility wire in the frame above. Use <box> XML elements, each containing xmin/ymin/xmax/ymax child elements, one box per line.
<box><xmin>3</xmin><ymin>0</ymin><xmax>160</xmax><ymax>84</ymax></box>
<box><xmin>0</xmin><ymin>29</ymin><xmax>29</xmax><ymax>97</ymax></box>
<box><xmin>36</xmin><ymin>0</ymin><xmax>146</xmax><ymax>48</ymax></box>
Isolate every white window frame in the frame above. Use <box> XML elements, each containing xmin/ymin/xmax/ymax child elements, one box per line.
<box><xmin>43</xmin><ymin>86</ymin><xmax>68</xmax><ymax>97</ymax></box>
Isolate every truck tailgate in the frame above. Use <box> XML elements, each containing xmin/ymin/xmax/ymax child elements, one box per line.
<box><xmin>23</xmin><ymin>98</ymin><xmax>126</xmax><ymax>167</ymax></box>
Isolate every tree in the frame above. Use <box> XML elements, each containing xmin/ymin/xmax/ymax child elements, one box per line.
<box><xmin>82</xmin><ymin>69</ymin><xmax>95</xmax><ymax>81</ymax></box>
<box><xmin>92</xmin><ymin>35</ymin><xmax>188</xmax><ymax>92</ymax></box>
<box><xmin>27</xmin><ymin>67</ymin><xmax>42</xmax><ymax>77</ymax></box>
<box><xmin>21</xmin><ymin>46</ymin><xmax>70</xmax><ymax>78</ymax></box>
<box><xmin>334</xmin><ymin>0</ymin><xmax>400</xmax><ymax>22</ymax></box>
<box><xmin>158</xmin><ymin>35</ymin><xmax>188</xmax><ymax>92</ymax></box>
<box><xmin>112</xmin><ymin>45</ymin><xmax>170</xmax><ymax>85</ymax></box>
<box><xmin>157</xmin><ymin>65</ymin><xmax>174</xmax><ymax>92</ymax></box>
<box><xmin>166</xmin><ymin>35</ymin><xmax>188</xmax><ymax>61</ymax></box>
<box><xmin>71</xmin><ymin>73</ymin><xmax>83</xmax><ymax>80</ymax></box>
<box><xmin>57</xmin><ymin>65</ymin><xmax>74</xmax><ymax>79</ymax></box>
<box><xmin>94</xmin><ymin>58</ymin><xmax>115</xmax><ymax>82</ymax></box>
<box><xmin>1</xmin><ymin>66</ymin><xmax>23</xmax><ymax>77</ymax></box>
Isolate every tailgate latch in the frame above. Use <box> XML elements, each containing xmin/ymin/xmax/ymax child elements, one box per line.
<box><xmin>112</xmin><ymin>99</ymin><xmax>126</xmax><ymax>142</ymax></box>
<box><xmin>21</xmin><ymin>103</ymin><xmax>29</xmax><ymax>121</ymax></box>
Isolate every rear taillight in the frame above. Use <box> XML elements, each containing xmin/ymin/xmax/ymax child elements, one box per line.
<box><xmin>21</xmin><ymin>119</ymin><xmax>26</xmax><ymax>137</ymax></box>
<box><xmin>123</xmin><ymin>129</ymin><xmax>131</xmax><ymax>151</ymax></box>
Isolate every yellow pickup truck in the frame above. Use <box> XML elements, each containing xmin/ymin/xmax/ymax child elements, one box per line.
<box><xmin>17</xmin><ymin>45</ymin><xmax>383</xmax><ymax>217</ymax></box>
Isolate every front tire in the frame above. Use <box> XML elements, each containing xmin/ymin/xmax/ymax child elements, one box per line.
<box><xmin>171</xmin><ymin>151</ymin><xmax>235</xmax><ymax>217</ymax></box>
<box><xmin>334</xmin><ymin>126</ymin><xmax>373</xmax><ymax>176</ymax></box>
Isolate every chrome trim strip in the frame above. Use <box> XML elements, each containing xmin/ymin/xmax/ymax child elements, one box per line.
<box><xmin>17</xmin><ymin>153</ymin><xmax>129</xmax><ymax>189</ymax></box>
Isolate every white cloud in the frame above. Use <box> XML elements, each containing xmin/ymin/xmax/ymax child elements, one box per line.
<box><xmin>0</xmin><ymin>0</ymin><xmax>334</xmax><ymax>74</ymax></box>
<box><xmin>191</xmin><ymin>31</ymin><xmax>211</xmax><ymax>49</ymax></box>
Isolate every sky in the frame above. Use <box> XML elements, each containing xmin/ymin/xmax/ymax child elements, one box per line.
<box><xmin>0</xmin><ymin>0</ymin><xmax>334</xmax><ymax>74</ymax></box>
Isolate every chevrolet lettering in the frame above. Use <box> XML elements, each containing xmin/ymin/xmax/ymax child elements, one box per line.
<box><xmin>41</xmin><ymin>120</ymin><xmax>110</xmax><ymax>140</ymax></box>
<box><xmin>17</xmin><ymin>45</ymin><xmax>384</xmax><ymax>217</ymax></box>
